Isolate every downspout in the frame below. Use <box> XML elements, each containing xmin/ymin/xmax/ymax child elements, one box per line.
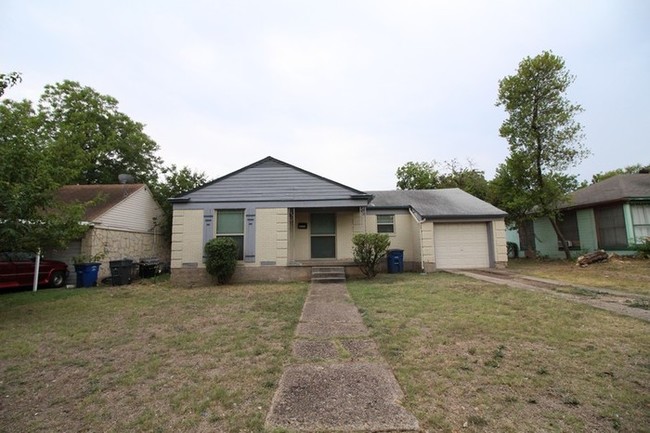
<box><xmin>408</xmin><ymin>208</ymin><xmax>426</xmax><ymax>273</ymax></box>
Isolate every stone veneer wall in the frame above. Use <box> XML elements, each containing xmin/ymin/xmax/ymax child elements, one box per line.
<box><xmin>85</xmin><ymin>227</ymin><xmax>169</xmax><ymax>279</ymax></box>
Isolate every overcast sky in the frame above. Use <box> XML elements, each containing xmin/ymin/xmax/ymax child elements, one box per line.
<box><xmin>2</xmin><ymin>1</ymin><xmax>648</xmax><ymax>190</ymax></box>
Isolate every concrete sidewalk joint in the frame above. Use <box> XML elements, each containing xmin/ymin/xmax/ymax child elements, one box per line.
<box><xmin>265</xmin><ymin>282</ymin><xmax>420</xmax><ymax>432</ymax></box>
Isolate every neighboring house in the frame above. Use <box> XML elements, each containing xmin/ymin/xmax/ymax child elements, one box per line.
<box><xmin>518</xmin><ymin>173</ymin><xmax>650</xmax><ymax>259</ymax></box>
<box><xmin>170</xmin><ymin>157</ymin><xmax>508</xmax><ymax>285</ymax></box>
<box><xmin>44</xmin><ymin>184</ymin><xmax>168</xmax><ymax>284</ymax></box>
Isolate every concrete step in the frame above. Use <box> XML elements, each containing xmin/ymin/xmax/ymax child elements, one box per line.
<box><xmin>312</xmin><ymin>267</ymin><xmax>346</xmax><ymax>283</ymax></box>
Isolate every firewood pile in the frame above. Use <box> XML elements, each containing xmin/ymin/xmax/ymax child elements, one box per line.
<box><xmin>576</xmin><ymin>250</ymin><xmax>609</xmax><ymax>267</ymax></box>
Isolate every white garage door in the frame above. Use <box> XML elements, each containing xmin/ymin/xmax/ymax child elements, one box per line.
<box><xmin>434</xmin><ymin>223</ymin><xmax>490</xmax><ymax>269</ymax></box>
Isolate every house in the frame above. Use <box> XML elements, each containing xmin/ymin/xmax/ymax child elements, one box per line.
<box><xmin>517</xmin><ymin>173</ymin><xmax>650</xmax><ymax>258</ymax></box>
<box><xmin>170</xmin><ymin>157</ymin><xmax>507</xmax><ymax>285</ymax></box>
<box><xmin>44</xmin><ymin>184</ymin><xmax>168</xmax><ymax>284</ymax></box>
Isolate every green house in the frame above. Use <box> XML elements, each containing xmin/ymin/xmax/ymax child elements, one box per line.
<box><xmin>518</xmin><ymin>174</ymin><xmax>650</xmax><ymax>258</ymax></box>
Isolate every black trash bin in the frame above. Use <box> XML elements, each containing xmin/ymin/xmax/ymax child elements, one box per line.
<box><xmin>139</xmin><ymin>258</ymin><xmax>160</xmax><ymax>278</ymax></box>
<box><xmin>386</xmin><ymin>249</ymin><xmax>404</xmax><ymax>273</ymax></box>
<box><xmin>109</xmin><ymin>259</ymin><xmax>133</xmax><ymax>286</ymax></box>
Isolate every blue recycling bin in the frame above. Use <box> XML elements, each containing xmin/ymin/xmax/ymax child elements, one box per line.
<box><xmin>74</xmin><ymin>263</ymin><xmax>101</xmax><ymax>288</ymax></box>
<box><xmin>386</xmin><ymin>249</ymin><xmax>404</xmax><ymax>273</ymax></box>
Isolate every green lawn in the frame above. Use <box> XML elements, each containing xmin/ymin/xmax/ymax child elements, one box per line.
<box><xmin>348</xmin><ymin>273</ymin><xmax>650</xmax><ymax>433</ymax></box>
<box><xmin>0</xmin><ymin>281</ymin><xmax>307</xmax><ymax>432</ymax></box>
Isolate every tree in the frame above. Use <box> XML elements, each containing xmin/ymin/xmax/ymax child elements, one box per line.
<box><xmin>438</xmin><ymin>159</ymin><xmax>490</xmax><ymax>201</ymax></box>
<box><xmin>0</xmin><ymin>99</ymin><xmax>89</xmax><ymax>252</ymax></box>
<box><xmin>396</xmin><ymin>161</ymin><xmax>440</xmax><ymax>190</ymax></box>
<box><xmin>495</xmin><ymin>51</ymin><xmax>588</xmax><ymax>259</ymax></box>
<box><xmin>0</xmin><ymin>72</ymin><xmax>22</xmax><ymax>98</ymax></box>
<box><xmin>396</xmin><ymin>159</ymin><xmax>489</xmax><ymax>200</ymax></box>
<box><xmin>152</xmin><ymin>165</ymin><xmax>209</xmax><ymax>243</ymax></box>
<box><xmin>37</xmin><ymin>80</ymin><xmax>162</xmax><ymax>185</ymax></box>
<box><xmin>591</xmin><ymin>163</ymin><xmax>650</xmax><ymax>183</ymax></box>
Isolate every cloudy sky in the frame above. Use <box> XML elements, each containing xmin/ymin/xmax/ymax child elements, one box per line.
<box><xmin>2</xmin><ymin>0</ymin><xmax>648</xmax><ymax>190</ymax></box>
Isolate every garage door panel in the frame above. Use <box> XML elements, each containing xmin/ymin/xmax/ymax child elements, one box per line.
<box><xmin>434</xmin><ymin>223</ymin><xmax>489</xmax><ymax>269</ymax></box>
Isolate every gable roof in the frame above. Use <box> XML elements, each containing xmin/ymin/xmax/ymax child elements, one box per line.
<box><xmin>563</xmin><ymin>174</ymin><xmax>650</xmax><ymax>209</ymax></box>
<box><xmin>171</xmin><ymin>156</ymin><xmax>372</xmax><ymax>205</ymax></box>
<box><xmin>368</xmin><ymin>189</ymin><xmax>507</xmax><ymax>220</ymax></box>
<box><xmin>56</xmin><ymin>184</ymin><xmax>145</xmax><ymax>221</ymax></box>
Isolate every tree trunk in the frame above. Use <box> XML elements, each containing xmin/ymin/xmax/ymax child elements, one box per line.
<box><xmin>549</xmin><ymin>216</ymin><xmax>572</xmax><ymax>260</ymax></box>
<box><xmin>576</xmin><ymin>250</ymin><xmax>608</xmax><ymax>266</ymax></box>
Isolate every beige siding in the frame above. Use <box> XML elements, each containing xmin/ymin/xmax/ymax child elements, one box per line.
<box><xmin>293</xmin><ymin>210</ymin><xmax>311</xmax><ymax>260</ymax></box>
<box><xmin>365</xmin><ymin>212</ymin><xmax>422</xmax><ymax>265</ymax></box>
<box><xmin>493</xmin><ymin>219</ymin><xmax>508</xmax><ymax>264</ymax></box>
<box><xmin>336</xmin><ymin>212</ymin><xmax>355</xmax><ymax>260</ymax></box>
<box><xmin>256</xmin><ymin>208</ymin><xmax>289</xmax><ymax>266</ymax></box>
<box><xmin>171</xmin><ymin>209</ymin><xmax>204</xmax><ymax>268</ymax></box>
<box><xmin>96</xmin><ymin>185</ymin><xmax>163</xmax><ymax>232</ymax></box>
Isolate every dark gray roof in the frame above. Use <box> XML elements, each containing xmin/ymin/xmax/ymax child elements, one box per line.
<box><xmin>564</xmin><ymin>174</ymin><xmax>650</xmax><ymax>209</ymax></box>
<box><xmin>368</xmin><ymin>189</ymin><xmax>507</xmax><ymax>219</ymax></box>
<box><xmin>172</xmin><ymin>156</ymin><xmax>371</xmax><ymax>205</ymax></box>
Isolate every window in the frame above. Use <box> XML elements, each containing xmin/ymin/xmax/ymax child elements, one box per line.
<box><xmin>631</xmin><ymin>204</ymin><xmax>650</xmax><ymax>242</ymax></box>
<box><xmin>377</xmin><ymin>215</ymin><xmax>394</xmax><ymax>233</ymax></box>
<box><xmin>216</xmin><ymin>209</ymin><xmax>244</xmax><ymax>260</ymax></box>
<box><xmin>594</xmin><ymin>205</ymin><xmax>627</xmax><ymax>249</ymax></box>
<box><xmin>556</xmin><ymin>211</ymin><xmax>580</xmax><ymax>250</ymax></box>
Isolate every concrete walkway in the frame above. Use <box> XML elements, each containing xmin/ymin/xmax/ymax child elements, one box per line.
<box><xmin>265</xmin><ymin>282</ymin><xmax>420</xmax><ymax>432</ymax></box>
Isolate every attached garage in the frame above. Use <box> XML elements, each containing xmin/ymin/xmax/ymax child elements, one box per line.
<box><xmin>434</xmin><ymin>222</ymin><xmax>491</xmax><ymax>269</ymax></box>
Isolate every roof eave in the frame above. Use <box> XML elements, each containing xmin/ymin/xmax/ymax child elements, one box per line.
<box><xmin>423</xmin><ymin>213</ymin><xmax>507</xmax><ymax>220</ymax></box>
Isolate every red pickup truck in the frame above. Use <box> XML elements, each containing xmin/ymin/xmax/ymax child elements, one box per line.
<box><xmin>0</xmin><ymin>252</ymin><xmax>68</xmax><ymax>290</ymax></box>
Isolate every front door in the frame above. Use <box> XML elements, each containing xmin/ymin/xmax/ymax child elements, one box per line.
<box><xmin>311</xmin><ymin>213</ymin><xmax>336</xmax><ymax>258</ymax></box>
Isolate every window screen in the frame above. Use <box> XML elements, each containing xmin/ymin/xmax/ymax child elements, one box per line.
<box><xmin>216</xmin><ymin>210</ymin><xmax>244</xmax><ymax>260</ymax></box>
<box><xmin>377</xmin><ymin>215</ymin><xmax>395</xmax><ymax>233</ymax></box>
<box><xmin>556</xmin><ymin>211</ymin><xmax>580</xmax><ymax>250</ymax></box>
<box><xmin>631</xmin><ymin>204</ymin><xmax>650</xmax><ymax>242</ymax></box>
<box><xmin>595</xmin><ymin>205</ymin><xmax>628</xmax><ymax>249</ymax></box>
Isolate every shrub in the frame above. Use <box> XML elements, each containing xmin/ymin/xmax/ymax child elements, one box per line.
<box><xmin>204</xmin><ymin>237</ymin><xmax>238</xmax><ymax>284</ymax></box>
<box><xmin>633</xmin><ymin>237</ymin><xmax>650</xmax><ymax>259</ymax></box>
<box><xmin>352</xmin><ymin>233</ymin><xmax>391</xmax><ymax>278</ymax></box>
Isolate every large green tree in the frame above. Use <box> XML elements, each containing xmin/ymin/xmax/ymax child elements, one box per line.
<box><xmin>591</xmin><ymin>163</ymin><xmax>650</xmax><ymax>183</ymax></box>
<box><xmin>0</xmin><ymin>98</ymin><xmax>88</xmax><ymax>252</ymax></box>
<box><xmin>396</xmin><ymin>159</ymin><xmax>489</xmax><ymax>200</ymax></box>
<box><xmin>152</xmin><ymin>164</ymin><xmax>209</xmax><ymax>242</ymax></box>
<box><xmin>437</xmin><ymin>159</ymin><xmax>489</xmax><ymax>201</ymax></box>
<box><xmin>1</xmin><ymin>79</ymin><xmax>170</xmax><ymax>251</ymax></box>
<box><xmin>495</xmin><ymin>51</ymin><xmax>588</xmax><ymax>259</ymax></box>
<box><xmin>38</xmin><ymin>80</ymin><xmax>162</xmax><ymax>185</ymax></box>
<box><xmin>395</xmin><ymin>161</ymin><xmax>440</xmax><ymax>190</ymax></box>
<box><xmin>0</xmin><ymin>72</ymin><xmax>22</xmax><ymax>98</ymax></box>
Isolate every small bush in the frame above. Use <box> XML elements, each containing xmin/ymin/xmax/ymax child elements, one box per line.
<box><xmin>352</xmin><ymin>233</ymin><xmax>391</xmax><ymax>278</ymax></box>
<box><xmin>633</xmin><ymin>237</ymin><xmax>650</xmax><ymax>258</ymax></box>
<box><xmin>204</xmin><ymin>237</ymin><xmax>238</xmax><ymax>284</ymax></box>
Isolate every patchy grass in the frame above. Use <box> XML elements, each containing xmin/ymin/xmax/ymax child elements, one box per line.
<box><xmin>348</xmin><ymin>273</ymin><xmax>650</xmax><ymax>433</ymax></box>
<box><xmin>508</xmin><ymin>257</ymin><xmax>650</xmax><ymax>296</ymax></box>
<box><xmin>0</xmin><ymin>281</ymin><xmax>307</xmax><ymax>433</ymax></box>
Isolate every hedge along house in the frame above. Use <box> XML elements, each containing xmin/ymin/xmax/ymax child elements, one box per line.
<box><xmin>44</xmin><ymin>184</ymin><xmax>168</xmax><ymax>284</ymax></box>
<box><xmin>518</xmin><ymin>173</ymin><xmax>650</xmax><ymax>258</ymax></box>
<box><xmin>170</xmin><ymin>157</ymin><xmax>508</xmax><ymax>285</ymax></box>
